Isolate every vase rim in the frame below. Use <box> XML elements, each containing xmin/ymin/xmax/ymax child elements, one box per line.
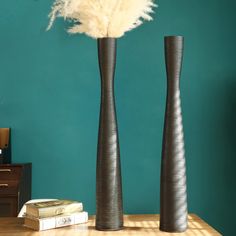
<box><xmin>165</xmin><ymin>35</ymin><xmax>184</xmax><ymax>38</ymax></box>
<box><xmin>97</xmin><ymin>37</ymin><xmax>117</xmax><ymax>40</ymax></box>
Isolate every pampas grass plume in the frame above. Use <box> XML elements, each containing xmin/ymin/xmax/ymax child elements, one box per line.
<box><xmin>47</xmin><ymin>0</ymin><xmax>157</xmax><ymax>38</ymax></box>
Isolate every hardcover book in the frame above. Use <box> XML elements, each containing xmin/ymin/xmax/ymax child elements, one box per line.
<box><xmin>26</xmin><ymin>200</ymin><xmax>83</xmax><ymax>218</ymax></box>
<box><xmin>24</xmin><ymin>211</ymin><xmax>88</xmax><ymax>231</ymax></box>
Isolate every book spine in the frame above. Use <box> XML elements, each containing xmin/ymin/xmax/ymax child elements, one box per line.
<box><xmin>55</xmin><ymin>212</ymin><xmax>88</xmax><ymax>228</ymax></box>
<box><xmin>25</xmin><ymin>212</ymin><xmax>88</xmax><ymax>231</ymax></box>
<box><xmin>38</xmin><ymin>203</ymin><xmax>83</xmax><ymax>218</ymax></box>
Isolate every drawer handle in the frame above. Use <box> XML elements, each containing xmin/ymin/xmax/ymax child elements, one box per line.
<box><xmin>0</xmin><ymin>169</ymin><xmax>12</xmax><ymax>172</ymax></box>
<box><xmin>0</xmin><ymin>184</ymin><xmax>8</xmax><ymax>187</ymax></box>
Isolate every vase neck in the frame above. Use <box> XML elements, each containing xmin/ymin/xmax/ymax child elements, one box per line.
<box><xmin>165</xmin><ymin>36</ymin><xmax>183</xmax><ymax>89</ymax></box>
<box><xmin>98</xmin><ymin>38</ymin><xmax>117</xmax><ymax>84</ymax></box>
<box><xmin>167</xmin><ymin>78</ymin><xmax>180</xmax><ymax>93</ymax></box>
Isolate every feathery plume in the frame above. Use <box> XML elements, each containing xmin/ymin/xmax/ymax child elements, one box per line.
<box><xmin>47</xmin><ymin>0</ymin><xmax>157</xmax><ymax>38</ymax></box>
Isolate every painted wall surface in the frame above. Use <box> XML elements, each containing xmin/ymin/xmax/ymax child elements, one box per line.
<box><xmin>0</xmin><ymin>0</ymin><xmax>235</xmax><ymax>235</ymax></box>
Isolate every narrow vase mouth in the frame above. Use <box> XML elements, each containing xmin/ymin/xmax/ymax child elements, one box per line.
<box><xmin>97</xmin><ymin>37</ymin><xmax>117</xmax><ymax>40</ymax></box>
<box><xmin>165</xmin><ymin>35</ymin><xmax>183</xmax><ymax>39</ymax></box>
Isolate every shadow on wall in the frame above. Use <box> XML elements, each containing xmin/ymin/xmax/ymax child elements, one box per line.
<box><xmin>201</xmin><ymin>78</ymin><xmax>236</xmax><ymax>235</ymax></box>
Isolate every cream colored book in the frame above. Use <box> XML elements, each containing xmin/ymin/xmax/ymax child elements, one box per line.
<box><xmin>24</xmin><ymin>211</ymin><xmax>88</xmax><ymax>231</ymax></box>
<box><xmin>25</xmin><ymin>199</ymin><xmax>83</xmax><ymax>218</ymax></box>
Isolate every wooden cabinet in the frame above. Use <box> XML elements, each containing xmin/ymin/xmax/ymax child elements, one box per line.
<box><xmin>0</xmin><ymin>163</ymin><xmax>31</xmax><ymax>217</ymax></box>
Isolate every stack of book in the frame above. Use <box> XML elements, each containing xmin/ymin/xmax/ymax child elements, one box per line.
<box><xmin>24</xmin><ymin>199</ymin><xmax>88</xmax><ymax>231</ymax></box>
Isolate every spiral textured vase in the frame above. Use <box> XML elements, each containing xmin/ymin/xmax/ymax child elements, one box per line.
<box><xmin>96</xmin><ymin>38</ymin><xmax>123</xmax><ymax>231</ymax></box>
<box><xmin>160</xmin><ymin>36</ymin><xmax>188</xmax><ymax>232</ymax></box>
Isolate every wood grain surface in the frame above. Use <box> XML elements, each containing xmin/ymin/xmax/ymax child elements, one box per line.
<box><xmin>0</xmin><ymin>214</ymin><xmax>221</xmax><ymax>236</ymax></box>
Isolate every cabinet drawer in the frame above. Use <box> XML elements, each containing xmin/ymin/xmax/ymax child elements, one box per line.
<box><xmin>0</xmin><ymin>196</ymin><xmax>18</xmax><ymax>216</ymax></box>
<box><xmin>0</xmin><ymin>181</ymin><xmax>18</xmax><ymax>195</ymax></box>
<box><xmin>0</xmin><ymin>167</ymin><xmax>22</xmax><ymax>180</ymax></box>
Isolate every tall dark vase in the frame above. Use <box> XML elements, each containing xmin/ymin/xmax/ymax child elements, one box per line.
<box><xmin>96</xmin><ymin>38</ymin><xmax>123</xmax><ymax>231</ymax></box>
<box><xmin>160</xmin><ymin>36</ymin><xmax>188</xmax><ymax>232</ymax></box>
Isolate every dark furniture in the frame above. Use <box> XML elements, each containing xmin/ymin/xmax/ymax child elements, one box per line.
<box><xmin>0</xmin><ymin>163</ymin><xmax>31</xmax><ymax>217</ymax></box>
<box><xmin>0</xmin><ymin>128</ymin><xmax>11</xmax><ymax>164</ymax></box>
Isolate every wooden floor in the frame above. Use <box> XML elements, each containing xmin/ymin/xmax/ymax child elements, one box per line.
<box><xmin>0</xmin><ymin>214</ymin><xmax>221</xmax><ymax>236</ymax></box>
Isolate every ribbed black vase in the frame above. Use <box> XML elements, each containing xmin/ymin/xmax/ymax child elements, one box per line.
<box><xmin>96</xmin><ymin>38</ymin><xmax>123</xmax><ymax>231</ymax></box>
<box><xmin>160</xmin><ymin>36</ymin><xmax>188</xmax><ymax>232</ymax></box>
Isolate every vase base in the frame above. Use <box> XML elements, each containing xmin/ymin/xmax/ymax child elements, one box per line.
<box><xmin>95</xmin><ymin>225</ymin><xmax>124</xmax><ymax>231</ymax></box>
<box><xmin>160</xmin><ymin>224</ymin><xmax>187</xmax><ymax>233</ymax></box>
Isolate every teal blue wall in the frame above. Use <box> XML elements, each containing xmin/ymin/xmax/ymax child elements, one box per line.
<box><xmin>0</xmin><ymin>0</ymin><xmax>235</xmax><ymax>235</ymax></box>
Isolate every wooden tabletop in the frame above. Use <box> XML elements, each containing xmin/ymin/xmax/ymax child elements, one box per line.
<box><xmin>0</xmin><ymin>214</ymin><xmax>221</xmax><ymax>236</ymax></box>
